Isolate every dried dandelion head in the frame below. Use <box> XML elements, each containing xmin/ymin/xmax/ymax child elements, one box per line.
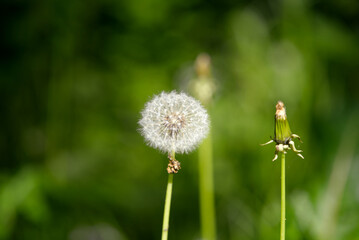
<box><xmin>139</xmin><ymin>91</ymin><xmax>210</xmax><ymax>154</ymax></box>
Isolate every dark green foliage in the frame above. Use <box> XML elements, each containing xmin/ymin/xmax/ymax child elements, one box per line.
<box><xmin>1</xmin><ymin>0</ymin><xmax>359</xmax><ymax>239</ymax></box>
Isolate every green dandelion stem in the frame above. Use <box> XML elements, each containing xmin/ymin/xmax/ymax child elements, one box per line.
<box><xmin>162</xmin><ymin>152</ymin><xmax>175</xmax><ymax>240</ymax></box>
<box><xmin>280</xmin><ymin>153</ymin><xmax>286</xmax><ymax>240</ymax></box>
<box><xmin>198</xmin><ymin>130</ymin><xmax>216</xmax><ymax>240</ymax></box>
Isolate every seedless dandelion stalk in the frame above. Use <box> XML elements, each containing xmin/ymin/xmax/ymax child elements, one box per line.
<box><xmin>189</xmin><ymin>53</ymin><xmax>217</xmax><ymax>240</ymax></box>
<box><xmin>139</xmin><ymin>91</ymin><xmax>210</xmax><ymax>240</ymax></box>
<box><xmin>261</xmin><ymin>101</ymin><xmax>304</xmax><ymax>240</ymax></box>
<box><xmin>198</xmin><ymin>132</ymin><xmax>216</xmax><ymax>240</ymax></box>
<box><xmin>280</xmin><ymin>152</ymin><xmax>285</xmax><ymax>240</ymax></box>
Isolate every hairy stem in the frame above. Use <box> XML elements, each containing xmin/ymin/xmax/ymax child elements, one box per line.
<box><xmin>199</xmin><ymin>131</ymin><xmax>216</xmax><ymax>240</ymax></box>
<box><xmin>162</xmin><ymin>152</ymin><xmax>175</xmax><ymax>240</ymax></box>
<box><xmin>280</xmin><ymin>153</ymin><xmax>286</xmax><ymax>240</ymax></box>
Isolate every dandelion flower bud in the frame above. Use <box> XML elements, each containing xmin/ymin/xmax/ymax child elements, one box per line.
<box><xmin>139</xmin><ymin>91</ymin><xmax>210</xmax><ymax>154</ymax></box>
<box><xmin>275</xmin><ymin>101</ymin><xmax>292</xmax><ymax>144</ymax></box>
<box><xmin>261</xmin><ymin>101</ymin><xmax>304</xmax><ymax>161</ymax></box>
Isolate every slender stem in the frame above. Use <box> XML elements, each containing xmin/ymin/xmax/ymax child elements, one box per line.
<box><xmin>198</xmin><ymin>130</ymin><xmax>216</xmax><ymax>240</ymax></box>
<box><xmin>280</xmin><ymin>153</ymin><xmax>286</xmax><ymax>240</ymax></box>
<box><xmin>162</xmin><ymin>152</ymin><xmax>175</xmax><ymax>240</ymax></box>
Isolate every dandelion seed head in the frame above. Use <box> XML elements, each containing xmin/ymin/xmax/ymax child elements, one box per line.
<box><xmin>139</xmin><ymin>91</ymin><xmax>210</xmax><ymax>154</ymax></box>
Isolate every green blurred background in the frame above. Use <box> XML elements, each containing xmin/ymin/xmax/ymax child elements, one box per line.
<box><xmin>1</xmin><ymin>0</ymin><xmax>359</xmax><ymax>239</ymax></box>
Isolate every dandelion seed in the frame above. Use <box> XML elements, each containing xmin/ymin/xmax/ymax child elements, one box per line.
<box><xmin>139</xmin><ymin>91</ymin><xmax>210</xmax><ymax>154</ymax></box>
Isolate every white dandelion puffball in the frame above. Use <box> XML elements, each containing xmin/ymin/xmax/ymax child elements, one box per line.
<box><xmin>139</xmin><ymin>91</ymin><xmax>210</xmax><ymax>154</ymax></box>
